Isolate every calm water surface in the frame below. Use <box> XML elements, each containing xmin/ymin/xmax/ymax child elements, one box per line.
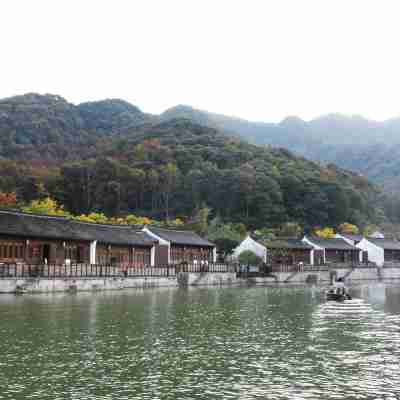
<box><xmin>1</xmin><ymin>283</ymin><xmax>400</xmax><ymax>399</ymax></box>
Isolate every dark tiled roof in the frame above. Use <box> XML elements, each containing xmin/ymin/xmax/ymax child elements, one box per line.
<box><xmin>305</xmin><ymin>236</ymin><xmax>358</xmax><ymax>250</ymax></box>
<box><xmin>341</xmin><ymin>233</ymin><xmax>364</xmax><ymax>242</ymax></box>
<box><xmin>0</xmin><ymin>210</ymin><xmax>155</xmax><ymax>247</ymax></box>
<box><xmin>147</xmin><ymin>226</ymin><xmax>215</xmax><ymax>247</ymax></box>
<box><xmin>265</xmin><ymin>239</ymin><xmax>313</xmax><ymax>250</ymax></box>
<box><xmin>367</xmin><ymin>238</ymin><xmax>400</xmax><ymax>250</ymax></box>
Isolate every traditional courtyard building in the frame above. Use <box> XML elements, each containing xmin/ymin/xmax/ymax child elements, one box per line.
<box><xmin>0</xmin><ymin>210</ymin><xmax>155</xmax><ymax>266</ymax></box>
<box><xmin>232</xmin><ymin>236</ymin><xmax>314</xmax><ymax>265</ymax></box>
<box><xmin>232</xmin><ymin>235</ymin><xmax>267</xmax><ymax>262</ymax></box>
<box><xmin>143</xmin><ymin>226</ymin><xmax>216</xmax><ymax>265</ymax></box>
<box><xmin>356</xmin><ymin>238</ymin><xmax>400</xmax><ymax>267</ymax></box>
<box><xmin>303</xmin><ymin>236</ymin><xmax>361</xmax><ymax>265</ymax></box>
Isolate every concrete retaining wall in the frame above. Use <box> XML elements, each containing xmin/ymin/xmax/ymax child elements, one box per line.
<box><xmin>2</xmin><ymin>267</ymin><xmax>400</xmax><ymax>294</ymax></box>
<box><xmin>255</xmin><ymin>267</ymin><xmax>391</xmax><ymax>284</ymax></box>
<box><xmin>339</xmin><ymin>268</ymin><xmax>379</xmax><ymax>281</ymax></box>
<box><xmin>0</xmin><ymin>277</ymin><xmax>178</xmax><ymax>294</ymax></box>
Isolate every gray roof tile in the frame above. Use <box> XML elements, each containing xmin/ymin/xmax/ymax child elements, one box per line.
<box><xmin>266</xmin><ymin>239</ymin><xmax>313</xmax><ymax>250</ymax></box>
<box><xmin>305</xmin><ymin>236</ymin><xmax>358</xmax><ymax>250</ymax></box>
<box><xmin>0</xmin><ymin>210</ymin><xmax>155</xmax><ymax>246</ymax></box>
<box><xmin>147</xmin><ymin>226</ymin><xmax>215</xmax><ymax>247</ymax></box>
<box><xmin>367</xmin><ymin>238</ymin><xmax>400</xmax><ymax>250</ymax></box>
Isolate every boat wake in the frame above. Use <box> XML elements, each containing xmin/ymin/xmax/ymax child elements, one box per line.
<box><xmin>319</xmin><ymin>298</ymin><xmax>374</xmax><ymax>314</ymax></box>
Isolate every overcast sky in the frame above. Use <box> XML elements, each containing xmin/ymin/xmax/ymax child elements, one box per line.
<box><xmin>1</xmin><ymin>0</ymin><xmax>400</xmax><ymax>122</ymax></box>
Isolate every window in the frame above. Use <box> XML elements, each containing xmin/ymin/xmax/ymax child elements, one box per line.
<box><xmin>0</xmin><ymin>241</ymin><xmax>25</xmax><ymax>261</ymax></box>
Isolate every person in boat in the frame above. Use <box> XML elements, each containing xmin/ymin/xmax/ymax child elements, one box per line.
<box><xmin>331</xmin><ymin>277</ymin><xmax>351</xmax><ymax>299</ymax></box>
<box><xmin>334</xmin><ymin>277</ymin><xmax>345</xmax><ymax>295</ymax></box>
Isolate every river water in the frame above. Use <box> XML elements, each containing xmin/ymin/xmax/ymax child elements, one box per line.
<box><xmin>0</xmin><ymin>283</ymin><xmax>400</xmax><ymax>399</ymax></box>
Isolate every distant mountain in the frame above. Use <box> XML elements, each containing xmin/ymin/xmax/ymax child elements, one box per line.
<box><xmin>0</xmin><ymin>93</ymin><xmax>157</xmax><ymax>160</ymax></box>
<box><xmin>160</xmin><ymin>105</ymin><xmax>400</xmax><ymax>193</ymax></box>
<box><xmin>78</xmin><ymin>99</ymin><xmax>156</xmax><ymax>134</ymax></box>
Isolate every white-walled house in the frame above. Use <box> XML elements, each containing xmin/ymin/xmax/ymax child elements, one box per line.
<box><xmin>233</xmin><ymin>236</ymin><xmax>313</xmax><ymax>265</ymax></box>
<box><xmin>232</xmin><ymin>235</ymin><xmax>267</xmax><ymax>262</ymax></box>
<box><xmin>356</xmin><ymin>238</ymin><xmax>400</xmax><ymax>267</ymax></box>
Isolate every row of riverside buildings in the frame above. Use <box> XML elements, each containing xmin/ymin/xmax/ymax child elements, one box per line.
<box><xmin>0</xmin><ymin>210</ymin><xmax>216</xmax><ymax>266</ymax></box>
<box><xmin>232</xmin><ymin>233</ymin><xmax>400</xmax><ymax>267</ymax></box>
<box><xmin>1</xmin><ymin>209</ymin><xmax>399</xmax><ymax>269</ymax></box>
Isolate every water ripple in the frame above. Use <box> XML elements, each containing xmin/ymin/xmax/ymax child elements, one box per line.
<box><xmin>0</xmin><ymin>285</ymin><xmax>400</xmax><ymax>399</ymax></box>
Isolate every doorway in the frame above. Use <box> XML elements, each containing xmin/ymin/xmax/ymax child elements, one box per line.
<box><xmin>76</xmin><ymin>246</ymin><xmax>83</xmax><ymax>264</ymax></box>
<box><xmin>42</xmin><ymin>244</ymin><xmax>50</xmax><ymax>264</ymax></box>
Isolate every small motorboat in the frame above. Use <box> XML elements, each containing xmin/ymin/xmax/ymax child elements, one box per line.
<box><xmin>326</xmin><ymin>291</ymin><xmax>352</xmax><ymax>302</ymax></box>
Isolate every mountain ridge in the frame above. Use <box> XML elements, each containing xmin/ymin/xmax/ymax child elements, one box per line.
<box><xmin>1</xmin><ymin>92</ymin><xmax>400</xmax><ymax>194</ymax></box>
<box><xmin>0</xmin><ymin>92</ymin><xmax>384</xmax><ymax>229</ymax></box>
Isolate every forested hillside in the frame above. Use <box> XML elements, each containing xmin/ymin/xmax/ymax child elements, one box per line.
<box><xmin>0</xmin><ymin>93</ymin><xmax>386</xmax><ymax>231</ymax></box>
<box><xmin>161</xmin><ymin>106</ymin><xmax>400</xmax><ymax>194</ymax></box>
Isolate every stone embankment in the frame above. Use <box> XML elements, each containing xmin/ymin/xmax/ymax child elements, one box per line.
<box><xmin>0</xmin><ymin>266</ymin><xmax>400</xmax><ymax>294</ymax></box>
<box><xmin>0</xmin><ymin>272</ymin><xmax>238</xmax><ymax>294</ymax></box>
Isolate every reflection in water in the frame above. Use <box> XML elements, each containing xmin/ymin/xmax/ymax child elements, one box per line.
<box><xmin>0</xmin><ymin>284</ymin><xmax>399</xmax><ymax>399</ymax></box>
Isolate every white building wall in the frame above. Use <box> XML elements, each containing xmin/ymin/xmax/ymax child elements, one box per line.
<box><xmin>142</xmin><ymin>227</ymin><xmax>171</xmax><ymax>264</ymax></box>
<box><xmin>150</xmin><ymin>246</ymin><xmax>156</xmax><ymax>267</ymax></box>
<box><xmin>90</xmin><ymin>240</ymin><xmax>97</xmax><ymax>264</ymax></box>
<box><xmin>302</xmin><ymin>237</ymin><xmax>325</xmax><ymax>265</ymax></box>
<box><xmin>142</xmin><ymin>227</ymin><xmax>170</xmax><ymax>245</ymax></box>
<box><xmin>232</xmin><ymin>236</ymin><xmax>267</xmax><ymax>262</ymax></box>
<box><xmin>213</xmin><ymin>247</ymin><xmax>217</xmax><ymax>263</ymax></box>
<box><xmin>356</xmin><ymin>238</ymin><xmax>384</xmax><ymax>267</ymax></box>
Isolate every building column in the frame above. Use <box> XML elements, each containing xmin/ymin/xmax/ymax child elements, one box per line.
<box><xmin>25</xmin><ymin>239</ymin><xmax>30</xmax><ymax>263</ymax></box>
<box><xmin>90</xmin><ymin>240</ymin><xmax>97</xmax><ymax>265</ymax></box>
<box><xmin>213</xmin><ymin>247</ymin><xmax>217</xmax><ymax>263</ymax></box>
<box><xmin>310</xmin><ymin>249</ymin><xmax>314</xmax><ymax>265</ymax></box>
<box><xmin>150</xmin><ymin>245</ymin><xmax>155</xmax><ymax>267</ymax></box>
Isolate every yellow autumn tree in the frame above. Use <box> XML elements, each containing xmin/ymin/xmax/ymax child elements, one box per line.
<box><xmin>338</xmin><ymin>222</ymin><xmax>359</xmax><ymax>235</ymax></box>
<box><xmin>363</xmin><ymin>224</ymin><xmax>378</xmax><ymax>237</ymax></box>
<box><xmin>314</xmin><ymin>227</ymin><xmax>336</xmax><ymax>239</ymax></box>
<box><xmin>22</xmin><ymin>197</ymin><xmax>70</xmax><ymax>217</ymax></box>
<box><xmin>166</xmin><ymin>218</ymin><xmax>184</xmax><ymax>227</ymax></box>
<box><xmin>74</xmin><ymin>212</ymin><xmax>109</xmax><ymax>224</ymax></box>
<box><xmin>125</xmin><ymin>215</ymin><xmax>154</xmax><ymax>226</ymax></box>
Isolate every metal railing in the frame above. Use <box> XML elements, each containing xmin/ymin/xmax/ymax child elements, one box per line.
<box><xmin>174</xmin><ymin>263</ymin><xmax>235</xmax><ymax>273</ymax></box>
<box><xmin>0</xmin><ymin>264</ymin><xmax>124</xmax><ymax>278</ymax></box>
<box><xmin>0</xmin><ymin>262</ymin><xmax>236</xmax><ymax>279</ymax></box>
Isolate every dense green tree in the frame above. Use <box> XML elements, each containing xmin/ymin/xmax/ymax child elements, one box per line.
<box><xmin>238</xmin><ymin>250</ymin><xmax>263</xmax><ymax>266</ymax></box>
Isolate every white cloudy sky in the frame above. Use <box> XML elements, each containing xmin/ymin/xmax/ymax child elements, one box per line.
<box><xmin>1</xmin><ymin>0</ymin><xmax>400</xmax><ymax>122</ymax></box>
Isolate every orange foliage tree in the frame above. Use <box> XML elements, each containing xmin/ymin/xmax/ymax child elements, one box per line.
<box><xmin>0</xmin><ymin>192</ymin><xmax>17</xmax><ymax>208</ymax></box>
